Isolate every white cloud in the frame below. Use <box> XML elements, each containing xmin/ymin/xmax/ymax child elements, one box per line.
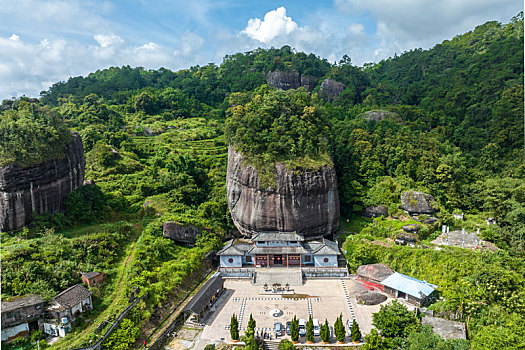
<box><xmin>94</xmin><ymin>34</ymin><xmax>125</xmax><ymax>48</ymax></box>
<box><xmin>242</xmin><ymin>7</ymin><xmax>298</xmax><ymax>43</ymax></box>
<box><xmin>335</xmin><ymin>0</ymin><xmax>522</xmax><ymax>60</ymax></box>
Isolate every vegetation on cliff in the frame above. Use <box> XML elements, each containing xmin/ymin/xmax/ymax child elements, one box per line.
<box><xmin>0</xmin><ymin>13</ymin><xmax>523</xmax><ymax>350</ymax></box>
<box><xmin>0</xmin><ymin>100</ymin><xmax>71</xmax><ymax>167</ymax></box>
<box><xmin>225</xmin><ymin>85</ymin><xmax>332</xmax><ymax>172</ymax></box>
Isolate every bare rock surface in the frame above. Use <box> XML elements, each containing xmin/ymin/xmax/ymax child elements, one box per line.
<box><xmin>266</xmin><ymin>70</ymin><xmax>318</xmax><ymax>91</ymax></box>
<box><xmin>319</xmin><ymin>79</ymin><xmax>345</xmax><ymax>101</ymax></box>
<box><xmin>363</xmin><ymin>205</ymin><xmax>388</xmax><ymax>218</ymax></box>
<box><xmin>226</xmin><ymin>147</ymin><xmax>339</xmax><ymax>238</ymax></box>
<box><xmin>162</xmin><ymin>221</ymin><xmax>208</xmax><ymax>246</ymax></box>
<box><xmin>400</xmin><ymin>191</ymin><xmax>439</xmax><ymax>215</ymax></box>
<box><xmin>0</xmin><ymin>133</ymin><xmax>85</xmax><ymax>232</ymax></box>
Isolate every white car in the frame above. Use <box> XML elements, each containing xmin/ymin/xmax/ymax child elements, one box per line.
<box><xmin>313</xmin><ymin>319</ymin><xmax>320</xmax><ymax>336</ymax></box>
<box><xmin>298</xmin><ymin>319</ymin><xmax>307</xmax><ymax>337</ymax></box>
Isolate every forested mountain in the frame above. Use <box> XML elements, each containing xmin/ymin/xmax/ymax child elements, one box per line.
<box><xmin>1</xmin><ymin>13</ymin><xmax>523</xmax><ymax>350</ymax></box>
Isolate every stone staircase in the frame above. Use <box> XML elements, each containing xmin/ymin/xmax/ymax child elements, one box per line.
<box><xmin>253</xmin><ymin>268</ymin><xmax>303</xmax><ymax>286</ymax></box>
<box><xmin>262</xmin><ymin>340</ymin><xmax>280</xmax><ymax>350</ymax></box>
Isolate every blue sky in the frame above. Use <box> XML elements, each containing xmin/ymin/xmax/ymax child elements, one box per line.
<box><xmin>0</xmin><ymin>0</ymin><xmax>522</xmax><ymax>99</ymax></box>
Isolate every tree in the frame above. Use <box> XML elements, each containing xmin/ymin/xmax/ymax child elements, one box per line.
<box><xmin>290</xmin><ymin>315</ymin><xmax>299</xmax><ymax>342</ymax></box>
<box><xmin>246</xmin><ymin>313</ymin><xmax>256</xmax><ymax>338</ymax></box>
<box><xmin>306</xmin><ymin>315</ymin><xmax>314</xmax><ymax>343</ymax></box>
<box><xmin>230</xmin><ymin>313</ymin><xmax>239</xmax><ymax>341</ymax></box>
<box><xmin>362</xmin><ymin>328</ymin><xmax>389</xmax><ymax>350</ymax></box>
<box><xmin>334</xmin><ymin>313</ymin><xmax>346</xmax><ymax>343</ymax></box>
<box><xmin>351</xmin><ymin>319</ymin><xmax>362</xmax><ymax>343</ymax></box>
<box><xmin>320</xmin><ymin>319</ymin><xmax>330</xmax><ymax>343</ymax></box>
<box><xmin>278</xmin><ymin>339</ymin><xmax>297</xmax><ymax>350</ymax></box>
<box><xmin>372</xmin><ymin>300</ymin><xmax>420</xmax><ymax>339</ymax></box>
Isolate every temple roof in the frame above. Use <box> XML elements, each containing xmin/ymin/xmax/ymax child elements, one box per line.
<box><xmin>217</xmin><ymin>239</ymin><xmax>252</xmax><ymax>256</ymax></box>
<box><xmin>303</xmin><ymin>238</ymin><xmax>341</xmax><ymax>255</ymax></box>
<box><xmin>248</xmin><ymin>245</ymin><xmax>309</xmax><ymax>255</ymax></box>
<box><xmin>252</xmin><ymin>232</ymin><xmax>304</xmax><ymax>242</ymax></box>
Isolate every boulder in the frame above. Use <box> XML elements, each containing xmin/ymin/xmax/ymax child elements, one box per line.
<box><xmin>300</xmin><ymin>75</ymin><xmax>318</xmax><ymax>91</ymax></box>
<box><xmin>162</xmin><ymin>222</ymin><xmax>208</xmax><ymax>246</ymax></box>
<box><xmin>266</xmin><ymin>70</ymin><xmax>301</xmax><ymax>90</ymax></box>
<box><xmin>319</xmin><ymin>79</ymin><xmax>345</xmax><ymax>102</ymax></box>
<box><xmin>400</xmin><ymin>191</ymin><xmax>439</xmax><ymax>215</ymax></box>
<box><xmin>402</xmin><ymin>224</ymin><xmax>420</xmax><ymax>233</ymax></box>
<box><xmin>0</xmin><ymin>133</ymin><xmax>85</xmax><ymax>232</ymax></box>
<box><xmin>362</xmin><ymin>205</ymin><xmax>388</xmax><ymax>218</ymax></box>
<box><xmin>226</xmin><ymin>147</ymin><xmax>339</xmax><ymax>238</ymax></box>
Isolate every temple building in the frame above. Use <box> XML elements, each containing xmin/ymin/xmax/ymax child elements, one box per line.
<box><xmin>217</xmin><ymin>232</ymin><xmax>341</xmax><ymax>268</ymax></box>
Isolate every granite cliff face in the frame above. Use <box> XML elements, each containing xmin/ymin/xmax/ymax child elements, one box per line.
<box><xmin>0</xmin><ymin>133</ymin><xmax>85</xmax><ymax>232</ymax></box>
<box><xmin>266</xmin><ymin>70</ymin><xmax>318</xmax><ymax>91</ymax></box>
<box><xmin>319</xmin><ymin>79</ymin><xmax>345</xmax><ymax>102</ymax></box>
<box><xmin>227</xmin><ymin>147</ymin><xmax>339</xmax><ymax>238</ymax></box>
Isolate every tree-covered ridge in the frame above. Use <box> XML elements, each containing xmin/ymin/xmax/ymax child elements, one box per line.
<box><xmin>225</xmin><ymin>86</ymin><xmax>331</xmax><ymax>166</ymax></box>
<box><xmin>0</xmin><ymin>101</ymin><xmax>72</xmax><ymax>167</ymax></box>
<box><xmin>362</xmin><ymin>13</ymin><xmax>524</xmax><ymax>156</ymax></box>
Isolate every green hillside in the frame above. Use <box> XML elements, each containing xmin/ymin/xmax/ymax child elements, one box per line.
<box><xmin>1</xmin><ymin>13</ymin><xmax>523</xmax><ymax>350</ymax></box>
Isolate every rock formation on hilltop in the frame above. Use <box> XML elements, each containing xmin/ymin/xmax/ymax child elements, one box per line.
<box><xmin>319</xmin><ymin>79</ymin><xmax>345</xmax><ymax>102</ymax></box>
<box><xmin>266</xmin><ymin>70</ymin><xmax>318</xmax><ymax>91</ymax></box>
<box><xmin>226</xmin><ymin>147</ymin><xmax>339</xmax><ymax>238</ymax></box>
<box><xmin>0</xmin><ymin>133</ymin><xmax>85</xmax><ymax>232</ymax></box>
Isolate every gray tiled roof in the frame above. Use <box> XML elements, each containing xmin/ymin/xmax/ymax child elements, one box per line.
<box><xmin>52</xmin><ymin>284</ymin><xmax>92</xmax><ymax>309</ymax></box>
<box><xmin>252</xmin><ymin>232</ymin><xmax>304</xmax><ymax>242</ymax></box>
<box><xmin>303</xmin><ymin>238</ymin><xmax>341</xmax><ymax>255</ymax></box>
<box><xmin>2</xmin><ymin>295</ymin><xmax>44</xmax><ymax>313</ymax></box>
<box><xmin>248</xmin><ymin>246</ymin><xmax>309</xmax><ymax>255</ymax></box>
<box><xmin>217</xmin><ymin>239</ymin><xmax>252</xmax><ymax>256</ymax></box>
<box><xmin>183</xmin><ymin>273</ymin><xmax>224</xmax><ymax>314</ymax></box>
<box><xmin>82</xmin><ymin>272</ymin><xmax>102</xmax><ymax>279</ymax></box>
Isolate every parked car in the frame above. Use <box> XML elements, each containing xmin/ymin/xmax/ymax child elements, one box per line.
<box><xmin>286</xmin><ymin>321</ymin><xmax>292</xmax><ymax>335</ymax></box>
<box><xmin>298</xmin><ymin>319</ymin><xmax>307</xmax><ymax>337</ymax></box>
<box><xmin>313</xmin><ymin>318</ymin><xmax>320</xmax><ymax>336</ymax></box>
<box><xmin>274</xmin><ymin>322</ymin><xmax>283</xmax><ymax>336</ymax></box>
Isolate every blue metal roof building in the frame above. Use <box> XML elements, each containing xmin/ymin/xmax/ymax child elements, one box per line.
<box><xmin>381</xmin><ymin>272</ymin><xmax>438</xmax><ymax>306</ymax></box>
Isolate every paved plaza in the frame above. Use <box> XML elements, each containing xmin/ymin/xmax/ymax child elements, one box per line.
<box><xmin>197</xmin><ymin>278</ymin><xmax>410</xmax><ymax>345</ymax></box>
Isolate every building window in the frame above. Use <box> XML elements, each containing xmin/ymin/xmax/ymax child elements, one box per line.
<box><xmin>304</xmin><ymin>255</ymin><xmax>311</xmax><ymax>262</ymax></box>
<box><xmin>246</xmin><ymin>256</ymin><xmax>252</xmax><ymax>262</ymax></box>
<box><xmin>323</xmin><ymin>258</ymin><xmax>329</xmax><ymax>263</ymax></box>
<box><xmin>290</xmin><ymin>241</ymin><xmax>297</xmax><ymax>244</ymax></box>
<box><xmin>228</xmin><ymin>258</ymin><xmax>234</xmax><ymax>263</ymax></box>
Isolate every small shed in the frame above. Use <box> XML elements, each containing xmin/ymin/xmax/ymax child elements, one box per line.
<box><xmin>381</xmin><ymin>272</ymin><xmax>437</xmax><ymax>306</ymax></box>
<box><xmin>357</xmin><ymin>264</ymin><xmax>394</xmax><ymax>286</ymax></box>
<box><xmin>81</xmin><ymin>272</ymin><xmax>106</xmax><ymax>288</ymax></box>
<box><xmin>183</xmin><ymin>273</ymin><xmax>224</xmax><ymax>322</ymax></box>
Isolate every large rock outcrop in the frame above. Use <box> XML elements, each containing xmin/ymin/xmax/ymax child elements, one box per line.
<box><xmin>266</xmin><ymin>70</ymin><xmax>318</xmax><ymax>91</ymax></box>
<box><xmin>227</xmin><ymin>147</ymin><xmax>339</xmax><ymax>238</ymax></box>
<box><xmin>319</xmin><ymin>79</ymin><xmax>345</xmax><ymax>102</ymax></box>
<box><xmin>0</xmin><ymin>133</ymin><xmax>85</xmax><ymax>232</ymax></box>
<box><xmin>400</xmin><ymin>191</ymin><xmax>439</xmax><ymax>215</ymax></box>
<box><xmin>163</xmin><ymin>221</ymin><xmax>209</xmax><ymax>246</ymax></box>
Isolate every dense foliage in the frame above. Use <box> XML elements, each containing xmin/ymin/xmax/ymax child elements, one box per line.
<box><xmin>1</xmin><ymin>12</ymin><xmax>523</xmax><ymax>350</ymax></box>
<box><xmin>225</xmin><ymin>85</ymin><xmax>331</xmax><ymax>167</ymax></box>
<box><xmin>0</xmin><ymin>101</ymin><xmax>71</xmax><ymax>166</ymax></box>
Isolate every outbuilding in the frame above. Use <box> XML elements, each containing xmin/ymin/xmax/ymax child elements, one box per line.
<box><xmin>381</xmin><ymin>272</ymin><xmax>437</xmax><ymax>306</ymax></box>
<box><xmin>81</xmin><ymin>271</ymin><xmax>106</xmax><ymax>288</ymax></box>
<box><xmin>183</xmin><ymin>273</ymin><xmax>224</xmax><ymax>323</ymax></box>
<box><xmin>1</xmin><ymin>295</ymin><xmax>44</xmax><ymax>343</ymax></box>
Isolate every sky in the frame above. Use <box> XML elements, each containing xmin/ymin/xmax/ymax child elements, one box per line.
<box><xmin>0</xmin><ymin>0</ymin><xmax>522</xmax><ymax>99</ymax></box>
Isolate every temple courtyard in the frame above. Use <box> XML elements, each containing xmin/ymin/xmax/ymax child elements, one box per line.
<box><xmin>195</xmin><ymin>277</ymin><xmax>412</xmax><ymax>346</ymax></box>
